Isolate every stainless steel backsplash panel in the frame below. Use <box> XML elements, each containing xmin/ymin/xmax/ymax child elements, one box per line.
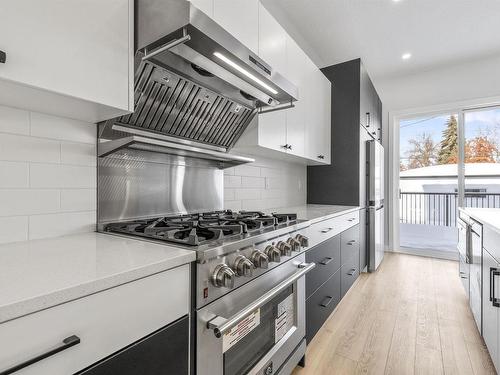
<box><xmin>98</xmin><ymin>149</ymin><xmax>223</xmax><ymax>224</ymax></box>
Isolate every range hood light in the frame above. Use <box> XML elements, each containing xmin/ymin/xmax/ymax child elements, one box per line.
<box><xmin>214</xmin><ymin>52</ymin><xmax>279</xmax><ymax>95</ymax></box>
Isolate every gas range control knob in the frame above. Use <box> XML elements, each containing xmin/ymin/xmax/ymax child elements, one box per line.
<box><xmin>276</xmin><ymin>241</ymin><xmax>292</xmax><ymax>256</ymax></box>
<box><xmin>251</xmin><ymin>250</ymin><xmax>269</xmax><ymax>269</ymax></box>
<box><xmin>233</xmin><ymin>255</ymin><xmax>254</xmax><ymax>277</ymax></box>
<box><xmin>295</xmin><ymin>234</ymin><xmax>309</xmax><ymax>248</ymax></box>
<box><xmin>287</xmin><ymin>237</ymin><xmax>301</xmax><ymax>252</ymax></box>
<box><xmin>264</xmin><ymin>245</ymin><xmax>281</xmax><ymax>263</ymax></box>
<box><xmin>211</xmin><ymin>264</ymin><xmax>236</xmax><ymax>288</ymax></box>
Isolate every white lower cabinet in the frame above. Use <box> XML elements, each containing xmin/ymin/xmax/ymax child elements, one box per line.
<box><xmin>482</xmin><ymin>227</ymin><xmax>500</xmax><ymax>372</ymax></box>
<box><xmin>0</xmin><ymin>0</ymin><xmax>133</xmax><ymax>123</ymax></box>
<box><xmin>0</xmin><ymin>265</ymin><xmax>190</xmax><ymax>375</ymax></box>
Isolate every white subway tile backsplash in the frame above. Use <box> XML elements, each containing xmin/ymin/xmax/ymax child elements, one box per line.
<box><xmin>30</xmin><ymin>112</ymin><xmax>96</xmax><ymax>144</ymax></box>
<box><xmin>0</xmin><ymin>133</ymin><xmax>60</xmax><ymax>163</ymax></box>
<box><xmin>0</xmin><ymin>189</ymin><xmax>60</xmax><ymax>216</ymax></box>
<box><xmin>29</xmin><ymin>211</ymin><xmax>96</xmax><ymax>240</ymax></box>
<box><xmin>261</xmin><ymin>189</ymin><xmax>283</xmax><ymax>199</ymax></box>
<box><xmin>0</xmin><ymin>161</ymin><xmax>29</xmax><ymax>188</ymax></box>
<box><xmin>260</xmin><ymin>167</ymin><xmax>283</xmax><ymax>178</ymax></box>
<box><xmin>233</xmin><ymin>165</ymin><xmax>261</xmax><ymax>177</ymax></box>
<box><xmin>234</xmin><ymin>188</ymin><xmax>261</xmax><ymax>200</ymax></box>
<box><xmin>224</xmin><ymin>189</ymin><xmax>235</xmax><ymax>201</ymax></box>
<box><xmin>61</xmin><ymin>142</ymin><xmax>97</xmax><ymax>166</ymax></box>
<box><xmin>265</xmin><ymin>177</ymin><xmax>285</xmax><ymax>190</ymax></box>
<box><xmin>0</xmin><ymin>216</ymin><xmax>29</xmax><ymax>243</ymax></box>
<box><xmin>30</xmin><ymin>164</ymin><xmax>96</xmax><ymax>189</ymax></box>
<box><xmin>0</xmin><ymin>105</ymin><xmax>97</xmax><ymax>244</ymax></box>
<box><xmin>223</xmin><ymin>154</ymin><xmax>306</xmax><ymax>211</ymax></box>
<box><xmin>61</xmin><ymin>189</ymin><xmax>96</xmax><ymax>212</ymax></box>
<box><xmin>0</xmin><ymin>105</ymin><xmax>30</xmax><ymax>135</ymax></box>
<box><xmin>224</xmin><ymin>175</ymin><xmax>242</xmax><ymax>188</ymax></box>
<box><xmin>241</xmin><ymin>176</ymin><xmax>265</xmax><ymax>188</ymax></box>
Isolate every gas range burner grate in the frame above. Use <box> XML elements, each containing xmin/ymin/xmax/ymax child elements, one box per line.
<box><xmin>104</xmin><ymin>210</ymin><xmax>298</xmax><ymax>246</ymax></box>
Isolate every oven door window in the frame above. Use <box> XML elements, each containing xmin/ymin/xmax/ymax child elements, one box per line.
<box><xmin>223</xmin><ymin>285</ymin><xmax>295</xmax><ymax>375</ymax></box>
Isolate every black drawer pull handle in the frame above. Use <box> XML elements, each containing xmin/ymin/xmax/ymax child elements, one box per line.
<box><xmin>320</xmin><ymin>296</ymin><xmax>334</xmax><ymax>308</ymax></box>
<box><xmin>321</xmin><ymin>227</ymin><xmax>333</xmax><ymax>233</ymax></box>
<box><xmin>491</xmin><ymin>268</ymin><xmax>500</xmax><ymax>308</ymax></box>
<box><xmin>0</xmin><ymin>50</ymin><xmax>5</xmax><ymax>64</ymax></box>
<box><xmin>0</xmin><ymin>335</ymin><xmax>80</xmax><ymax>375</ymax></box>
<box><xmin>319</xmin><ymin>257</ymin><xmax>333</xmax><ymax>265</ymax></box>
<box><xmin>347</xmin><ymin>240</ymin><xmax>356</xmax><ymax>245</ymax></box>
<box><xmin>347</xmin><ymin>268</ymin><xmax>356</xmax><ymax>276</ymax></box>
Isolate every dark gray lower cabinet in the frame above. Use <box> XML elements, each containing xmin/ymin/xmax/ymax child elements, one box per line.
<box><xmin>305</xmin><ymin>236</ymin><xmax>341</xmax><ymax>298</ymax></box>
<box><xmin>78</xmin><ymin>315</ymin><xmax>189</xmax><ymax>375</ymax></box>
<box><xmin>305</xmin><ymin>224</ymin><xmax>361</xmax><ymax>343</ymax></box>
<box><xmin>306</xmin><ymin>270</ymin><xmax>341</xmax><ymax>343</ymax></box>
<box><xmin>341</xmin><ymin>252</ymin><xmax>360</xmax><ymax>298</ymax></box>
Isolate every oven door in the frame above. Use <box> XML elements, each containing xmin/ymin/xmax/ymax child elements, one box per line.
<box><xmin>197</xmin><ymin>254</ymin><xmax>314</xmax><ymax>375</ymax></box>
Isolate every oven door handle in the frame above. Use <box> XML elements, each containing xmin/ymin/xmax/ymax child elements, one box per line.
<box><xmin>207</xmin><ymin>262</ymin><xmax>316</xmax><ymax>338</ymax></box>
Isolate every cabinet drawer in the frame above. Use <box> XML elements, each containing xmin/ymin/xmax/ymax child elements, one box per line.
<box><xmin>341</xmin><ymin>252</ymin><xmax>360</xmax><ymax>298</ymax></box>
<box><xmin>340</xmin><ymin>224</ymin><xmax>360</xmax><ymax>266</ymax></box>
<box><xmin>306</xmin><ymin>270</ymin><xmax>341</xmax><ymax>343</ymax></box>
<box><xmin>79</xmin><ymin>316</ymin><xmax>189</xmax><ymax>375</ymax></box>
<box><xmin>306</xmin><ymin>211</ymin><xmax>359</xmax><ymax>248</ymax></box>
<box><xmin>305</xmin><ymin>236</ymin><xmax>341</xmax><ymax>298</ymax></box>
<box><xmin>0</xmin><ymin>265</ymin><xmax>190</xmax><ymax>375</ymax></box>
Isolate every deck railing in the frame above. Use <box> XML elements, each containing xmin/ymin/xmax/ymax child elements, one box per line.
<box><xmin>399</xmin><ymin>192</ymin><xmax>500</xmax><ymax>227</ymax></box>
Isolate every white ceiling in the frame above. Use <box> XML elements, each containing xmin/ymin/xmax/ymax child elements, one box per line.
<box><xmin>262</xmin><ymin>0</ymin><xmax>500</xmax><ymax>80</ymax></box>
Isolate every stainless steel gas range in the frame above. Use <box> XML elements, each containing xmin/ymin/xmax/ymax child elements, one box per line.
<box><xmin>95</xmin><ymin>0</ymin><xmax>309</xmax><ymax>373</ymax></box>
<box><xmin>101</xmin><ymin>210</ymin><xmax>314</xmax><ymax>375</ymax></box>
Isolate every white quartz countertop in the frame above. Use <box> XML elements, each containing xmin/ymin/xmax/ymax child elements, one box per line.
<box><xmin>0</xmin><ymin>232</ymin><xmax>195</xmax><ymax>324</ymax></box>
<box><xmin>459</xmin><ymin>208</ymin><xmax>500</xmax><ymax>234</ymax></box>
<box><xmin>268</xmin><ymin>204</ymin><xmax>360</xmax><ymax>224</ymax></box>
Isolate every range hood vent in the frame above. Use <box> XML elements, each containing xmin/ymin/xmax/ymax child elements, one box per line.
<box><xmin>100</xmin><ymin>57</ymin><xmax>256</xmax><ymax>150</ymax></box>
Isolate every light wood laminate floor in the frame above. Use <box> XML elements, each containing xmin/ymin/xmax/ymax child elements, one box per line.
<box><xmin>293</xmin><ymin>252</ymin><xmax>496</xmax><ymax>375</ymax></box>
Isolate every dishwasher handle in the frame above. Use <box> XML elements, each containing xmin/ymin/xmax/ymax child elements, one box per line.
<box><xmin>207</xmin><ymin>262</ymin><xmax>316</xmax><ymax>338</ymax></box>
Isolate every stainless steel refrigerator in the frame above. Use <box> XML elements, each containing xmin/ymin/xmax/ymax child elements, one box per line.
<box><xmin>367</xmin><ymin>140</ymin><xmax>385</xmax><ymax>271</ymax></box>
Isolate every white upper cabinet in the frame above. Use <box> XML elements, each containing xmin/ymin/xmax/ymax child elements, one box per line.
<box><xmin>257</xmin><ymin>3</ymin><xmax>287</xmax><ymax>74</ymax></box>
<box><xmin>191</xmin><ymin>0</ymin><xmax>331</xmax><ymax>164</ymax></box>
<box><xmin>190</xmin><ymin>0</ymin><xmax>214</xmax><ymax>17</ymax></box>
<box><xmin>284</xmin><ymin>36</ymin><xmax>306</xmax><ymax>158</ymax></box>
<box><xmin>0</xmin><ymin>0</ymin><xmax>133</xmax><ymax>123</ymax></box>
<box><xmin>255</xmin><ymin>2</ymin><xmax>287</xmax><ymax>153</ymax></box>
<box><xmin>213</xmin><ymin>0</ymin><xmax>259</xmax><ymax>53</ymax></box>
<box><xmin>304</xmin><ymin>61</ymin><xmax>331</xmax><ymax>164</ymax></box>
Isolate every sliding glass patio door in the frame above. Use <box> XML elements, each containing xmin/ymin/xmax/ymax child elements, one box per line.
<box><xmin>398</xmin><ymin>114</ymin><xmax>459</xmax><ymax>255</ymax></box>
<box><xmin>397</xmin><ymin>105</ymin><xmax>500</xmax><ymax>257</ymax></box>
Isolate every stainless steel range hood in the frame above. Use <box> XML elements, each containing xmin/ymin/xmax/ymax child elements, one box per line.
<box><xmin>98</xmin><ymin>0</ymin><xmax>297</xmax><ymax>164</ymax></box>
<box><xmin>136</xmin><ymin>0</ymin><xmax>298</xmax><ymax>109</ymax></box>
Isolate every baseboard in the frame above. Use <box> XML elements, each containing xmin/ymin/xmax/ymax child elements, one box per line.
<box><xmin>389</xmin><ymin>247</ymin><xmax>458</xmax><ymax>261</ymax></box>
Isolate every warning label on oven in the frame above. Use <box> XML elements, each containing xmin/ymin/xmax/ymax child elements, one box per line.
<box><xmin>222</xmin><ymin>308</ymin><xmax>260</xmax><ymax>353</ymax></box>
<box><xmin>275</xmin><ymin>294</ymin><xmax>294</xmax><ymax>343</ymax></box>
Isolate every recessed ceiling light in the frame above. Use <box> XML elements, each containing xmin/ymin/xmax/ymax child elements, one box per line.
<box><xmin>402</xmin><ymin>53</ymin><xmax>412</xmax><ymax>60</ymax></box>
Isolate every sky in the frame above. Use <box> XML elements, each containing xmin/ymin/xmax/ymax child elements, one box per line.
<box><xmin>400</xmin><ymin>108</ymin><xmax>500</xmax><ymax>163</ymax></box>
